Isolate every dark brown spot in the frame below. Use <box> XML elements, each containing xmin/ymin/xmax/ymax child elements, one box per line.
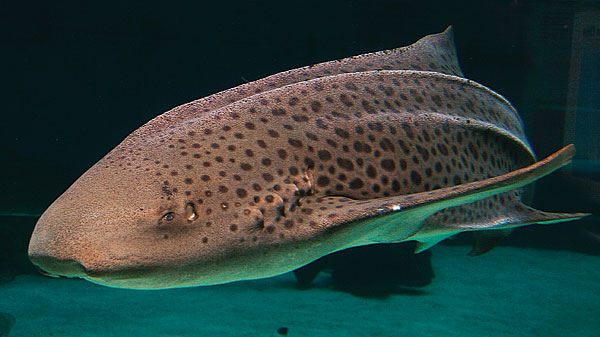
<box><xmin>391</xmin><ymin>179</ymin><xmax>400</xmax><ymax>192</ymax></box>
<box><xmin>402</xmin><ymin>123</ymin><xmax>415</xmax><ymax>139</ymax></box>
<box><xmin>305</xmin><ymin>132</ymin><xmax>318</xmax><ymax>141</ymax></box>
<box><xmin>318</xmin><ymin>150</ymin><xmax>332</xmax><ymax>161</ymax></box>
<box><xmin>431</xmin><ymin>94</ymin><xmax>442</xmax><ymax>107</ymax></box>
<box><xmin>337</xmin><ymin>158</ymin><xmax>354</xmax><ymax>171</ymax></box>
<box><xmin>301</xmin><ymin>208</ymin><xmax>314</xmax><ymax>215</ymax></box>
<box><xmin>236</xmin><ymin>188</ymin><xmax>247</xmax><ymax>198</ymax></box>
<box><xmin>361</xmin><ymin>100</ymin><xmax>376</xmax><ymax>113</ymax></box>
<box><xmin>284</xmin><ymin>219</ymin><xmax>294</xmax><ymax>228</ymax></box>
<box><xmin>380</xmin><ymin>159</ymin><xmax>395</xmax><ymax>171</ymax></box>
<box><xmin>366</xmin><ymin>165</ymin><xmax>377</xmax><ymax>178</ymax></box>
<box><xmin>468</xmin><ymin>142</ymin><xmax>479</xmax><ymax>160</ymax></box>
<box><xmin>379</xmin><ymin>138</ymin><xmax>395</xmax><ymax>152</ymax></box>
<box><xmin>304</xmin><ymin>157</ymin><xmax>315</xmax><ymax>169</ymax></box>
<box><xmin>288</xmin><ymin>97</ymin><xmax>299</xmax><ymax>106</ymax></box>
<box><xmin>272</xmin><ymin>108</ymin><xmax>286</xmax><ymax>116</ymax></box>
<box><xmin>311</xmin><ymin>101</ymin><xmax>322</xmax><ymax>112</ymax></box>
<box><xmin>317</xmin><ymin>176</ymin><xmax>330</xmax><ymax>187</ymax></box>
<box><xmin>339</xmin><ymin>94</ymin><xmax>353</xmax><ymax>107</ymax></box>
<box><xmin>410</xmin><ymin>171</ymin><xmax>422</xmax><ymax>185</ymax></box>
<box><xmin>334</xmin><ymin>128</ymin><xmax>349</xmax><ymax>139</ymax></box>
<box><xmin>292</xmin><ymin>115</ymin><xmax>309</xmax><ymax>122</ymax></box>
<box><xmin>289</xmin><ymin>167</ymin><xmax>299</xmax><ymax>175</ymax></box>
<box><xmin>277</xmin><ymin>149</ymin><xmax>288</xmax><ymax>159</ymax></box>
<box><xmin>288</xmin><ymin>138</ymin><xmax>303</xmax><ymax>148</ymax></box>
<box><xmin>315</xmin><ymin>118</ymin><xmax>328</xmax><ymax>130</ymax></box>
<box><xmin>345</xmin><ymin>82</ymin><xmax>358</xmax><ymax>90</ymax></box>
<box><xmin>437</xmin><ymin>143</ymin><xmax>449</xmax><ymax>156</ymax></box>
<box><xmin>349</xmin><ymin>178</ymin><xmax>364</xmax><ymax>189</ymax></box>
<box><xmin>416</xmin><ymin>145</ymin><xmax>430</xmax><ymax>161</ymax></box>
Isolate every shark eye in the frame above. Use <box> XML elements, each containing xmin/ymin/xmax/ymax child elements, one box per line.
<box><xmin>161</xmin><ymin>212</ymin><xmax>175</xmax><ymax>222</ymax></box>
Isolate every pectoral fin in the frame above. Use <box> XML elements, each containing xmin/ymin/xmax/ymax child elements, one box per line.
<box><xmin>293</xmin><ymin>145</ymin><xmax>588</xmax><ymax>251</ymax></box>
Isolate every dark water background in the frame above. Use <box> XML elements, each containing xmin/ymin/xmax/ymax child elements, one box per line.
<box><xmin>1</xmin><ymin>0</ymin><xmax>598</xmax><ymax>283</ymax></box>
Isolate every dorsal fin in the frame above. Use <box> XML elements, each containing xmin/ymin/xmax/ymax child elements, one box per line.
<box><xmin>130</xmin><ymin>27</ymin><xmax>463</xmax><ymax>138</ymax></box>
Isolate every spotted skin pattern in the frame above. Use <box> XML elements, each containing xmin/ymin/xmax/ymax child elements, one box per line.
<box><xmin>28</xmin><ymin>27</ymin><xmax>586</xmax><ymax>289</ymax></box>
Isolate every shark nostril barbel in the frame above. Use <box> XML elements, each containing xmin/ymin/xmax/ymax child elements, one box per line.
<box><xmin>35</xmin><ymin>265</ymin><xmax>61</xmax><ymax>278</ymax></box>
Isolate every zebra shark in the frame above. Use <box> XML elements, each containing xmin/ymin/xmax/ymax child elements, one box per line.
<box><xmin>28</xmin><ymin>27</ymin><xmax>587</xmax><ymax>289</ymax></box>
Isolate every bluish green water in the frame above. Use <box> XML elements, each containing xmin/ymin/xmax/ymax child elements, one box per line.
<box><xmin>2</xmin><ymin>1</ymin><xmax>599</xmax><ymax>336</ymax></box>
<box><xmin>2</xmin><ymin>245</ymin><xmax>599</xmax><ymax>337</ymax></box>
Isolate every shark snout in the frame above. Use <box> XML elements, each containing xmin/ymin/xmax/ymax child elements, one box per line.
<box><xmin>29</xmin><ymin>254</ymin><xmax>87</xmax><ymax>279</ymax></box>
<box><xmin>28</xmin><ymin>211</ymin><xmax>91</xmax><ymax>279</ymax></box>
<box><xmin>28</xmin><ymin>227</ymin><xmax>88</xmax><ymax>279</ymax></box>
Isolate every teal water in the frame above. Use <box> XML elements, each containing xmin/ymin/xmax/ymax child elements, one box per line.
<box><xmin>2</xmin><ymin>245</ymin><xmax>599</xmax><ymax>337</ymax></box>
<box><xmin>2</xmin><ymin>1</ymin><xmax>599</xmax><ymax>336</ymax></box>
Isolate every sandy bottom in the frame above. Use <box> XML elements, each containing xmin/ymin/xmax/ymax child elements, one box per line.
<box><xmin>1</xmin><ymin>245</ymin><xmax>599</xmax><ymax>337</ymax></box>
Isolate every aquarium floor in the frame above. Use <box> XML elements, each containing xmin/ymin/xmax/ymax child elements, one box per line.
<box><xmin>2</xmin><ymin>245</ymin><xmax>599</xmax><ymax>337</ymax></box>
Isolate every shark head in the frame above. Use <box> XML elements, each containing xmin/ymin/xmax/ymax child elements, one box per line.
<box><xmin>28</xmin><ymin>140</ymin><xmax>221</xmax><ymax>289</ymax></box>
<box><xmin>29</xmin><ymin>126</ymin><xmax>289</xmax><ymax>289</ymax></box>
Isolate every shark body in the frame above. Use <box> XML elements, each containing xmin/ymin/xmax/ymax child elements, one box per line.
<box><xmin>28</xmin><ymin>27</ymin><xmax>587</xmax><ymax>289</ymax></box>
